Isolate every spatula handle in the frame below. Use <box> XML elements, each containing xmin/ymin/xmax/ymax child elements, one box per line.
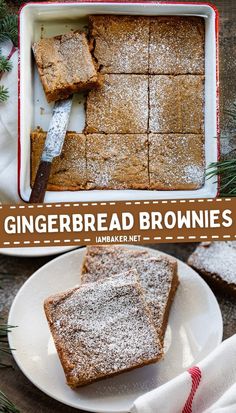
<box><xmin>29</xmin><ymin>160</ymin><xmax>52</xmax><ymax>204</ymax></box>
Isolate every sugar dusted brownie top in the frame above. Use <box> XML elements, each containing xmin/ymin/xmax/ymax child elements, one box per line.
<box><xmin>188</xmin><ymin>242</ymin><xmax>236</xmax><ymax>288</ymax></box>
<box><xmin>44</xmin><ymin>269</ymin><xmax>162</xmax><ymax>388</ymax></box>
<box><xmin>149</xmin><ymin>134</ymin><xmax>205</xmax><ymax>190</ymax></box>
<box><xmin>85</xmin><ymin>74</ymin><xmax>149</xmax><ymax>134</ymax></box>
<box><xmin>89</xmin><ymin>15</ymin><xmax>149</xmax><ymax>74</ymax></box>
<box><xmin>82</xmin><ymin>245</ymin><xmax>179</xmax><ymax>338</ymax></box>
<box><xmin>33</xmin><ymin>31</ymin><xmax>101</xmax><ymax>103</ymax></box>
<box><xmin>86</xmin><ymin>134</ymin><xmax>149</xmax><ymax>189</ymax></box>
<box><xmin>149</xmin><ymin>16</ymin><xmax>205</xmax><ymax>74</ymax></box>
<box><xmin>149</xmin><ymin>75</ymin><xmax>204</xmax><ymax>134</ymax></box>
<box><xmin>31</xmin><ymin>129</ymin><xmax>86</xmax><ymax>191</ymax></box>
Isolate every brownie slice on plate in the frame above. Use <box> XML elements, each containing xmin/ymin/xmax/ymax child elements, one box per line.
<box><xmin>82</xmin><ymin>246</ymin><xmax>179</xmax><ymax>342</ymax></box>
<box><xmin>44</xmin><ymin>269</ymin><xmax>162</xmax><ymax>387</ymax></box>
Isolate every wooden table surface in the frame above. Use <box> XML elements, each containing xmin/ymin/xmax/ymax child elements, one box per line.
<box><xmin>1</xmin><ymin>0</ymin><xmax>236</xmax><ymax>412</ymax></box>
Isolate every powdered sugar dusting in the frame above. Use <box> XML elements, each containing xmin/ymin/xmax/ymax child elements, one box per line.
<box><xmin>90</xmin><ymin>15</ymin><xmax>149</xmax><ymax>74</ymax></box>
<box><xmin>149</xmin><ymin>16</ymin><xmax>204</xmax><ymax>75</ymax></box>
<box><xmin>149</xmin><ymin>134</ymin><xmax>205</xmax><ymax>190</ymax></box>
<box><xmin>183</xmin><ymin>165</ymin><xmax>205</xmax><ymax>185</ymax></box>
<box><xmin>85</xmin><ymin>74</ymin><xmax>149</xmax><ymax>133</ymax></box>
<box><xmin>86</xmin><ymin>134</ymin><xmax>149</xmax><ymax>189</ymax></box>
<box><xmin>188</xmin><ymin>242</ymin><xmax>236</xmax><ymax>285</ymax></box>
<box><xmin>149</xmin><ymin>75</ymin><xmax>204</xmax><ymax>134</ymax></box>
<box><xmin>46</xmin><ymin>269</ymin><xmax>162</xmax><ymax>386</ymax></box>
<box><xmin>82</xmin><ymin>246</ymin><xmax>178</xmax><ymax>335</ymax></box>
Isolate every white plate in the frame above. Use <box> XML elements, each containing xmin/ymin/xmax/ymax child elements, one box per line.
<box><xmin>19</xmin><ymin>2</ymin><xmax>219</xmax><ymax>202</ymax></box>
<box><xmin>0</xmin><ymin>246</ymin><xmax>77</xmax><ymax>257</ymax></box>
<box><xmin>8</xmin><ymin>246</ymin><xmax>223</xmax><ymax>413</ymax></box>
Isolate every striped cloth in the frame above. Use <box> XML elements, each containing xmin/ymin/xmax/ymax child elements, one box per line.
<box><xmin>132</xmin><ymin>334</ymin><xmax>236</xmax><ymax>413</ymax></box>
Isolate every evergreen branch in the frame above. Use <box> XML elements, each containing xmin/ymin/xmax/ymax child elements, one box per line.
<box><xmin>0</xmin><ymin>321</ymin><xmax>16</xmax><ymax>368</ymax></box>
<box><xmin>0</xmin><ymin>85</ymin><xmax>9</xmax><ymax>102</ymax></box>
<box><xmin>0</xmin><ymin>0</ymin><xmax>8</xmax><ymax>20</ymax></box>
<box><xmin>206</xmin><ymin>159</ymin><xmax>236</xmax><ymax>196</ymax></box>
<box><xmin>0</xmin><ymin>15</ymin><xmax>18</xmax><ymax>46</ymax></box>
<box><xmin>0</xmin><ymin>56</ymin><xmax>12</xmax><ymax>73</ymax></box>
<box><xmin>0</xmin><ymin>390</ymin><xmax>20</xmax><ymax>413</ymax></box>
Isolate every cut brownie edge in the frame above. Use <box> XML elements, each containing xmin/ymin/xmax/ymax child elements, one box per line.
<box><xmin>33</xmin><ymin>31</ymin><xmax>101</xmax><ymax>103</ymax></box>
<box><xmin>81</xmin><ymin>245</ymin><xmax>179</xmax><ymax>342</ymax></box>
<box><xmin>188</xmin><ymin>242</ymin><xmax>236</xmax><ymax>297</ymax></box>
<box><xmin>31</xmin><ymin>129</ymin><xmax>87</xmax><ymax>191</ymax></box>
<box><xmin>44</xmin><ymin>269</ymin><xmax>163</xmax><ymax>388</ymax></box>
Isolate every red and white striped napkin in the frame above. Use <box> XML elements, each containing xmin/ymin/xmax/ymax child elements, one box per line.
<box><xmin>131</xmin><ymin>334</ymin><xmax>236</xmax><ymax>413</ymax></box>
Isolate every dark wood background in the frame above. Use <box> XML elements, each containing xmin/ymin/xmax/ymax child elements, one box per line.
<box><xmin>1</xmin><ymin>0</ymin><xmax>236</xmax><ymax>412</ymax></box>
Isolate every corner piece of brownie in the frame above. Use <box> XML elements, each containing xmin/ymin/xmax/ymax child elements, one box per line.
<box><xmin>149</xmin><ymin>134</ymin><xmax>205</xmax><ymax>190</ymax></box>
<box><xmin>31</xmin><ymin>129</ymin><xmax>87</xmax><ymax>191</ymax></box>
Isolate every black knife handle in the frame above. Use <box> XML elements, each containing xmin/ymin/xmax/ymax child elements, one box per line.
<box><xmin>29</xmin><ymin>160</ymin><xmax>52</xmax><ymax>204</ymax></box>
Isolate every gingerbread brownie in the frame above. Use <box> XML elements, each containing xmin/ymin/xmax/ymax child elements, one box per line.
<box><xmin>149</xmin><ymin>75</ymin><xmax>204</xmax><ymax>134</ymax></box>
<box><xmin>149</xmin><ymin>134</ymin><xmax>205</xmax><ymax>190</ymax></box>
<box><xmin>33</xmin><ymin>31</ymin><xmax>101</xmax><ymax>103</ymax></box>
<box><xmin>44</xmin><ymin>269</ymin><xmax>163</xmax><ymax>388</ymax></box>
<box><xmin>188</xmin><ymin>242</ymin><xmax>236</xmax><ymax>297</ymax></box>
<box><xmin>31</xmin><ymin>129</ymin><xmax>86</xmax><ymax>190</ymax></box>
<box><xmin>85</xmin><ymin>74</ymin><xmax>149</xmax><ymax>133</ymax></box>
<box><xmin>86</xmin><ymin>134</ymin><xmax>149</xmax><ymax>189</ymax></box>
<box><xmin>149</xmin><ymin>16</ymin><xmax>205</xmax><ymax>74</ymax></box>
<box><xmin>89</xmin><ymin>15</ymin><xmax>149</xmax><ymax>74</ymax></box>
<box><xmin>81</xmin><ymin>246</ymin><xmax>179</xmax><ymax>341</ymax></box>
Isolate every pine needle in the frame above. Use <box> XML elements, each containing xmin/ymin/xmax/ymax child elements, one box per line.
<box><xmin>206</xmin><ymin>159</ymin><xmax>236</xmax><ymax>196</ymax></box>
<box><xmin>0</xmin><ymin>56</ymin><xmax>12</xmax><ymax>73</ymax></box>
<box><xmin>0</xmin><ymin>390</ymin><xmax>20</xmax><ymax>413</ymax></box>
<box><xmin>0</xmin><ymin>321</ymin><xmax>16</xmax><ymax>368</ymax></box>
<box><xmin>0</xmin><ymin>85</ymin><xmax>9</xmax><ymax>102</ymax></box>
<box><xmin>0</xmin><ymin>0</ymin><xmax>8</xmax><ymax>20</ymax></box>
<box><xmin>0</xmin><ymin>15</ymin><xmax>18</xmax><ymax>46</ymax></box>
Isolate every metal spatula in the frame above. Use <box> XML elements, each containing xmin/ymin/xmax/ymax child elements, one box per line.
<box><xmin>29</xmin><ymin>97</ymin><xmax>73</xmax><ymax>203</ymax></box>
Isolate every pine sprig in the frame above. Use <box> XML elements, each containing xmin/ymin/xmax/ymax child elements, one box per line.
<box><xmin>207</xmin><ymin>159</ymin><xmax>236</xmax><ymax>196</ymax></box>
<box><xmin>0</xmin><ymin>55</ymin><xmax>12</xmax><ymax>72</ymax></box>
<box><xmin>0</xmin><ymin>322</ymin><xmax>16</xmax><ymax>368</ymax></box>
<box><xmin>0</xmin><ymin>15</ymin><xmax>18</xmax><ymax>46</ymax></box>
<box><xmin>0</xmin><ymin>0</ymin><xmax>7</xmax><ymax>19</ymax></box>
<box><xmin>0</xmin><ymin>85</ymin><xmax>9</xmax><ymax>102</ymax></box>
<box><xmin>206</xmin><ymin>102</ymin><xmax>236</xmax><ymax>196</ymax></box>
<box><xmin>0</xmin><ymin>390</ymin><xmax>20</xmax><ymax>413</ymax></box>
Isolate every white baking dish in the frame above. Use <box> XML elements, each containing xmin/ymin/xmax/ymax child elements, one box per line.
<box><xmin>18</xmin><ymin>1</ymin><xmax>219</xmax><ymax>203</ymax></box>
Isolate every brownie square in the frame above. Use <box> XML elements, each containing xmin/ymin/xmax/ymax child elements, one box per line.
<box><xmin>149</xmin><ymin>75</ymin><xmax>204</xmax><ymax>134</ymax></box>
<box><xmin>31</xmin><ymin>129</ymin><xmax>86</xmax><ymax>190</ymax></box>
<box><xmin>85</xmin><ymin>74</ymin><xmax>149</xmax><ymax>133</ymax></box>
<box><xmin>82</xmin><ymin>245</ymin><xmax>179</xmax><ymax>341</ymax></box>
<box><xmin>33</xmin><ymin>31</ymin><xmax>101</xmax><ymax>103</ymax></box>
<box><xmin>86</xmin><ymin>134</ymin><xmax>149</xmax><ymax>189</ymax></box>
<box><xmin>149</xmin><ymin>134</ymin><xmax>205</xmax><ymax>190</ymax></box>
<box><xmin>149</xmin><ymin>16</ymin><xmax>205</xmax><ymax>74</ymax></box>
<box><xmin>89</xmin><ymin>15</ymin><xmax>149</xmax><ymax>74</ymax></box>
<box><xmin>188</xmin><ymin>242</ymin><xmax>236</xmax><ymax>297</ymax></box>
<box><xmin>44</xmin><ymin>269</ymin><xmax>163</xmax><ymax>388</ymax></box>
